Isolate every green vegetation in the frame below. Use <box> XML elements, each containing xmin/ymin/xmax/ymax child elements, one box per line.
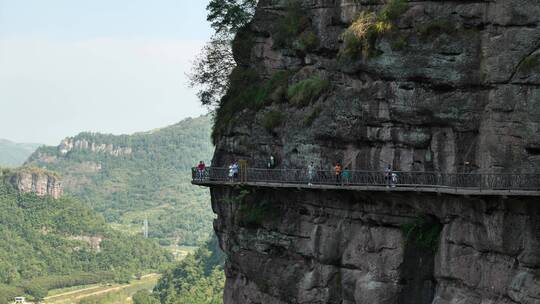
<box><xmin>206</xmin><ymin>0</ymin><xmax>257</xmax><ymax>35</ymax></box>
<box><xmin>69</xmin><ymin>275</ymin><xmax>160</xmax><ymax>304</ymax></box>
<box><xmin>0</xmin><ymin>139</ymin><xmax>41</xmax><ymax>167</ymax></box>
<box><xmin>26</xmin><ymin>116</ymin><xmax>214</xmax><ymax>247</ymax></box>
<box><xmin>298</xmin><ymin>31</ymin><xmax>319</xmax><ymax>52</ymax></box>
<box><xmin>379</xmin><ymin>0</ymin><xmax>408</xmax><ymax>21</ymax></box>
<box><xmin>287</xmin><ymin>76</ymin><xmax>330</xmax><ymax>107</ymax></box>
<box><xmin>229</xmin><ymin>188</ymin><xmax>280</xmax><ymax>228</ymax></box>
<box><xmin>273</xmin><ymin>1</ymin><xmax>311</xmax><ymax>49</ymax></box>
<box><xmin>401</xmin><ymin>216</ymin><xmax>443</xmax><ymax>252</ymax></box>
<box><xmin>0</xmin><ymin>179</ymin><xmax>171</xmax><ymax>302</ymax></box>
<box><xmin>262</xmin><ymin>110</ymin><xmax>285</xmax><ymax>132</ymax></box>
<box><xmin>152</xmin><ymin>235</ymin><xmax>225</xmax><ymax>304</ymax></box>
<box><xmin>133</xmin><ymin>290</ymin><xmax>160</xmax><ymax>304</ymax></box>
<box><xmin>190</xmin><ymin>0</ymin><xmax>257</xmax><ymax>108</ymax></box>
<box><xmin>237</xmin><ymin>199</ymin><xmax>279</xmax><ymax>228</ymax></box>
<box><xmin>79</xmin><ymin>292</ymin><xmax>132</xmax><ymax>304</ymax></box>
<box><xmin>212</xmin><ymin>70</ymin><xmax>291</xmax><ymax>142</ymax></box>
<box><xmin>340</xmin><ymin>0</ymin><xmax>408</xmax><ymax>58</ymax></box>
<box><xmin>1</xmin><ymin>165</ymin><xmax>60</xmax><ymax>178</ymax></box>
<box><xmin>21</xmin><ymin>272</ymin><xmax>116</xmax><ymax>293</ymax></box>
<box><xmin>0</xmin><ymin>285</ymin><xmax>24</xmax><ymax>303</ymax></box>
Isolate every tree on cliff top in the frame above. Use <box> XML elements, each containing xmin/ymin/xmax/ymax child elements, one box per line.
<box><xmin>188</xmin><ymin>0</ymin><xmax>257</xmax><ymax>107</ymax></box>
<box><xmin>207</xmin><ymin>0</ymin><xmax>257</xmax><ymax>35</ymax></box>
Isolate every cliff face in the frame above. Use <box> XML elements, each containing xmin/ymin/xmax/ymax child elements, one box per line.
<box><xmin>2</xmin><ymin>168</ymin><xmax>63</xmax><ymax>199</ymax></box>
<box><xmin>58</xmin><ymin>137</ymin><xmax>132</xmax><ymax>157</ymax></box>
<box><xmin>213</xmin><ymin>188</ymin><xmax>540</xmax><ymax>304</ymax></box>
<box><xmin>210</xmin><ymin>0</ymin><xmax>540</xmax><ymax>303</ymax></box>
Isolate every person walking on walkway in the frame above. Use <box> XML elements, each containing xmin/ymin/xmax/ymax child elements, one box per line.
<box><xmin>308</xmin><ymin>161</ymin><xmax>316</xmax><ymax>186</ymax></box>
<box><xmin>197</xmin><ymin>161</ymin><xmax>206</xmax><ymax>181</ymax></box>
<box><xmin>268</xmin><ymin>155</ymin><xmax>275</xmax><ymax>169</ymax></box>
<box><xmin>335</xmin><ymin>162</ymin><xmax>342</xmax><ymax>185</ymax></box>
<box><xmin>385</xmin><ymin>164</ymin><xmax>392</xmax><ymax>188</ymax></box>
<box><xmin>228</xmin><ymin>162</ymin><xmax>235</xmax><ymax>182</ymax></box>
<box><xmin>232</xmin><ymin>161</ymin><xmax>239</xmax><ymax>180</ymax></box>
<box><xmin>342</xmin><ymin>167</ymin><xmax>350</xmax><ymax>185</ymax></box>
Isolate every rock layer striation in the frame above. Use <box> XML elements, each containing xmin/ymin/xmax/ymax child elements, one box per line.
<box><xmin>3</xmin><ymin>168</ymin><xmax>63</xmax><ymax>199</ymax></box>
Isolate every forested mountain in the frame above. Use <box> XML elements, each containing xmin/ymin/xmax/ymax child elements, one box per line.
<box><xmin>0</xmin><ymin>168</ymin><xmax>172</xmax><ymax>302</ymax></box>
<box><xmin>26</xmin><ymin>115</ymin><xmax>214</xmax><ymax>246</ymax></box>
<box><xmin>135</xmin><ymin>235</ymin><xmax>225</xmax><ymax>304</ymax></box>
<box><xmin>0</xmin><ymin>139</ymin><xmax>41</xmax><ymax>166</ymax></box>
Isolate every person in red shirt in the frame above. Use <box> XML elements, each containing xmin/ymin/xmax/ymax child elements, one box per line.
<box><xmin>335</xmin><ymin>162</ymin><xmax>342</xmax><ymax>184</ymax></box>
<box><xmin>197</xmin><ymin>161</ymin><xmax>206</xmax><ymax>180</ymax></box>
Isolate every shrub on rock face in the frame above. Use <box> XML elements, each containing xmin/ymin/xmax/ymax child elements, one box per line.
<box><xmin>287</xmin><ymin>76</ymin><xmax>330</xmax><ymax>107</ymax></box>
<box><xmin>262</xmin><ymin>110</ymin><xmax>285</xmax><ymax>132</ymax></box>
<box><xmin>340</xmin><ymin>0</ymin><xmax>408</xmax><ymax>59</ymax></box>
<box><xmin>379</xmin><ymin>0</ymin><xmax>408</xmax><ymax>22</ymax></box>
<box><xmin>401</xmin><ymin>216</ymin><xmax>442</xmax><ymax>252</ymax></box>
<box><xmin>298</xmin><ymin>31</ymin><xmax>319</xmax><ymax>52</ymax></box>
<box><xmin>340</xmin><ymin>11</ymin><xmax>378</xmax><ymax>58</ymax></box>
<box><xmin>273</xmin><ymin>1</ymin><xmax>311</xmax><ymax>49</ymax></box>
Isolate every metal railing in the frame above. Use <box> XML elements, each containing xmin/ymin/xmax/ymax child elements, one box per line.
<box><xmin>192</xmin><ymin>167</ymin><xmax>540</xmax><ymax>192</ymax></box>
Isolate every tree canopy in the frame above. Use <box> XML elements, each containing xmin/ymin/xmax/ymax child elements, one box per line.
<box><xmin>0</xmin><ymin>178</ymin><xmax>172</xmax><ymax>302</ymax></box>
<box><xmin>207</xmin><ymin>0</ymin><xmax>257</xmax><ymax>35</ymax></box>
<box><xmin>189</xmin><ymin>0</ymin><xmax>258</xmax><ymax>108</ymax></box>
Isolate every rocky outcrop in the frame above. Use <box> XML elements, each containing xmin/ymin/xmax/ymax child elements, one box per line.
<box><xmin>209</xmin><ymin>0</ymin><xmax>540</xmax><ymax>303</ymax></box>
<box><xmin>68</xmin><ymin>235</ymin><xmax>103</xmax><ymax>252</ymax></box>
<box><xmin>3</xmin><ymin>168</ymin><xmax>63</xmax><ymax>199</ymax></box>
<box><xmin>59</xmin><ymin>138</ymin><xmax>132</xmax><ymax>156</ymax></box>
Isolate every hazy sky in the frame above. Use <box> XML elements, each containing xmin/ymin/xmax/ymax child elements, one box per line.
<box><xmin>0</xmin><ymin>0</ymin><xmax>213</xmax><ymax>144</ymax></box>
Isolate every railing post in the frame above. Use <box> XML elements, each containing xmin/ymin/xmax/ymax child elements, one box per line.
<box><xmin>479</xmin><ymin>173</ymin><xmax>482</xmax><ymax>192</ymax></box>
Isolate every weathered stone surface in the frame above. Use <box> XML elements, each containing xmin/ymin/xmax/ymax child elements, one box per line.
<box><xmin>212</xmin><ymin>188</ymin><xmax>540</xmax><ymax>304</ymax></box>
<box><xmin>58</xmin><ymin>137</ymin><xmax>132</xmax><ymax>156</ymax></box>
<box><xmin>210</xmin><ymin>0</ymin><xmax>540</xmax><ymax>302</ymax></box>
<box><xmin>3</xmin><ymin>168</ymin><xmax>63</xmax><ymax>199</ymax></box>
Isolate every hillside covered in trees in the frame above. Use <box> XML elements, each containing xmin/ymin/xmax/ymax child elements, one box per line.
<box><xmin>0</xmin><ymin>169</ymin><xmax>172</xmax><ymax>302</ymax></box>
<box><xmin>26</xmin><ymin>115</ymin><xmax>214</xmax><ymax>246</ymax></box>
<box><xmin>133</xmin><ymin>235</ymin><xmax>225</xmax><ymax>304</ymax></box>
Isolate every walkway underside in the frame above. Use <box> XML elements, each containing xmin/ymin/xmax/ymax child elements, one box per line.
<box><xmin>192</xmin><ymin>180</ymin><xmax>540</xmax><ymax>197</ymax></box>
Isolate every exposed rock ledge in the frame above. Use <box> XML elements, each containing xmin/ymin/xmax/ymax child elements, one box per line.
<box><xmin>2</xmin><ymin>168</ymin><xmax>63</xmax><ymax>199</ymax></box>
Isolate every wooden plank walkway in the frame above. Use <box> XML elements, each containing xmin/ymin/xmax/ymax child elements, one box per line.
<box><xmin>192</xmin><ymin>180</ymin><xmax>540</xmax><ymax>197</ymax></box>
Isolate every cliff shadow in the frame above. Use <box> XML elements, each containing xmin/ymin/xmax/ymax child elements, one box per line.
<box><xmin>398</xmin><ymin>215</ymin><xmax>442</xmax><ymax>304</ymax></box>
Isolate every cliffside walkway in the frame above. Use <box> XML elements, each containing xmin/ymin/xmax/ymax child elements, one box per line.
<box><xmin>191</xmin><ymin>167</ymin><xmax>540</xmax><ymax>197</ymax></box>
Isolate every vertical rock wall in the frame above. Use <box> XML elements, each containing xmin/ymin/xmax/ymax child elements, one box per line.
<box><xmin>212</xmin><ymin>187</ymin><xmax>540</xmax><ymax>304</ymax></box>
<box><xmin>210</xmin><ymin>0</ymin><xmax>540</xmax><ymax>303</ymax></box>
<box><xmin>4</xmin><ymin>169</ymin><xmax>63</xmax><ymax>199</ymax></box>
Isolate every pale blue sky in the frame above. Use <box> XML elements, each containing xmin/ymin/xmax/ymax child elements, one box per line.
<box><xmin>0</xmin><ymin>0</ymin><xmax>213</xmax><ymax>144</ymax></box>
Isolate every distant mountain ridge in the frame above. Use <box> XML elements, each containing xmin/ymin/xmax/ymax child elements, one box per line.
<box><xmin>26</xmin><ymin>115</ymin><xmax>215</xmax><ymax>246</ymax></box>
<box><xmin>0</xmin><ymin>139</ymin><xmax>42</xmax><ymax>166</ymax></box>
